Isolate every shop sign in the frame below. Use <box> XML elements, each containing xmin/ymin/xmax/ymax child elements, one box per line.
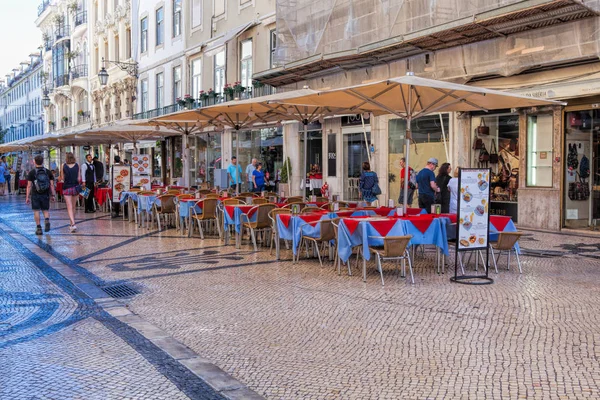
<box><xmin>341</xmin><ymin>114</ymin><xmax>370</xmax><ymax>126</ymax></box>
<box><xmin>327</xmin><ymin>133</ymin><xmax>336</xmax><ymax>177</ymax></box>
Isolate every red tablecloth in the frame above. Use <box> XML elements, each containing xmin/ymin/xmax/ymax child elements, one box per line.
<box><xmin>490</xmin><ymin>215</ymin><xmax>511</xmax><ymax>231</ymax></box>
<box><xmin>224</xmin><ymin>205</ymin><xmax>254</xmax><ymax>219</ymax></box>
<box><xmin>95</xmin><ymin>187</ymin><xmax>112</xmax><ymax>206</ymax></box>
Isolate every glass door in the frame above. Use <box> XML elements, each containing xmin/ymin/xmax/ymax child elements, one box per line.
<box><xmin>343</xmin><ymin>131</ymin><xmax>371</xmax><ymax>200</ymax></box>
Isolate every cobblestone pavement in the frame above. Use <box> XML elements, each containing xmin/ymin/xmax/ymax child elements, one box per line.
<box><xmin>2</xmin><ymin>195</ymin><xmax>600</xmax><ymax>399</ymax></box>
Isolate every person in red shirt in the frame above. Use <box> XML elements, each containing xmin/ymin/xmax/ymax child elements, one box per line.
<box><xmin>398</xmin><ymin>157</ymin><xmax>415</xmax><ymax>205</ymax></box>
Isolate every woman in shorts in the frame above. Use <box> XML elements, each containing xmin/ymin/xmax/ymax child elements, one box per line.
<box><xmin>59</xmin><ymin>152</ymin><xmax>81</xmax><ymax>232</ymax></box>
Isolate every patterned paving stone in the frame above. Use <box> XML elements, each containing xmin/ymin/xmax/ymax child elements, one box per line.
<box><xmin>2</xmin><ymin>195</ymin><xmax>600</xmax><ymax>399</ymax></box>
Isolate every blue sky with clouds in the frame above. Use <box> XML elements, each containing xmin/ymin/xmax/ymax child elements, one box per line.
<box><xmin>0</xmin><ymin>0</ymin><xmax>44</xmax><ymax>79</ymax></box>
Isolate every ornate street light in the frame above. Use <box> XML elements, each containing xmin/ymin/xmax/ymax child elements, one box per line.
<box><xmin>98</xmin><ymin>57</ymin><xmax>138</xmax><ymax>86</ymax></box>
<box><xmin>98</xmin><ymin>66</ymin><xmax>109</xmax><ymax>86</ymax></box>
<box><xmin>42</xmin><ymin>91</ymin><xmax>51</xmax><ymax>108</ymax></box>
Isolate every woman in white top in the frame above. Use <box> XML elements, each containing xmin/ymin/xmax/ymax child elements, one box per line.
<box><xmin>448</xmin><ymin>167</ymin><xmax>460</xmax><ymax>214</ymax></box>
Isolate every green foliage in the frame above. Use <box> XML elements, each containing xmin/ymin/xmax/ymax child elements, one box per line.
<box><xmin>280</xmin><ymin>157</ymin><xmax>292</xmax><ymax>183</ymax></box>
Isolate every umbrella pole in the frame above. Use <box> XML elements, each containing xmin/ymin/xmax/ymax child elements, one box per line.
<box><xmin>236</xmin><ymin>129</ymin><xmax>240</xmax><ymax>194</ymax></box>
<box><xmin>303</xmin><ymin>123</ymin><xmax>308</xmax><ymax>198</ymax></box>
<box><xmin>182</xmin><ymin>132</ymin><xmax>189</xmax><ymax>188</ymax></box>
<box><xmin>440</xmin><ymin>112</ymin><xmax>449</xmax><ymax>163</ymax></box>
<box><xmin>361</xmin><ymin>114</ymin><xmax>371</xmax><ymax>166</ymax></box>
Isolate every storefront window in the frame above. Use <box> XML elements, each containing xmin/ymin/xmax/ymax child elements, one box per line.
<box><xmin>471</xmin><ymin>114</ymin><xmax>519</xmax><ymax>220</ymax></box>
<box><xmin>526</xmin><ymin>114</ymin><xmax>553</xmax><ymax>187</ymax></box>
<box><xmin>232</xmin><ymin>127</ymin><xmax>283</xmax><ymax>191</ymax></box>
<box><xmin>190</xmin><ymin>133</ymin><xmax>221</xmax><ymax>187</ymax></box>
<box><xmin>388</xmin><ymin>114</ymin><xmax>449</xmax><ymax>205</ymax></box>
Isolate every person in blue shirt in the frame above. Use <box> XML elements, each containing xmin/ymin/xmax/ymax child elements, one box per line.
<box><xmin>416</xmin><ymin>157</ymin><xmax>440</xmax><ymax>213</ymax></box>
<box><xmin>359</xmin><ymin>161</ymin><xmax>379</xmax><ymax>203</ymax></box>
<box><xmin>252</xmin><ymin>162</ymin><xmax>265</xmax><ymax>193</ymax></box>
<box><xmin>227</xmin><ymin>156</ymin><xmax>242</xmax><ymax>191</ymax></box>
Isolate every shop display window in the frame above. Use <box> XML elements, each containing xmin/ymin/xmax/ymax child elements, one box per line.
<box><xmin>471</xmin><ymin>114</ymin><xmax>519</xmax><ymax>206</ymax></box>
<box><xmin>232</xmin><ymin>127</ymin><xmax>283</xmax><ymax>190</ymax></box>
<box><xmin>526</xmin><ymin>114</ymin><xmax>553</xmax><ymax>187</ymax></box>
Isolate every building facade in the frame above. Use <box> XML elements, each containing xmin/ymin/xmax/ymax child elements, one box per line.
<box><xmin>252</xmin><ymin>0</ymin><xmax>600</xmax><ymax>231</ymax></box>
<box><xmin>0</xmin><ymin>53</ymin><xmax>45</xmax><ymax>144</ymax></box>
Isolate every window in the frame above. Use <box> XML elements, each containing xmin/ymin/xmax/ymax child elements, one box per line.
<box><xmin>156</xmin><ymin>73</ymin><xmax>164</xmax><ymax>109</ymax></box>
<box><xmin>126</xmin><ymin>29</ymin><xmax>131</xmax><ymax>59</ymax></box>
<box><xmin>141</xmin><ymin>79</ymin><xmax>148</xmax><ymax>112</ymax></box>
<box><xmin>173</xmin><ymin>66</ymin><xmax>181</xmax><ymax>102</ymax></box>
<box><xmin>214</xmin><ymin>49</ymin><xmax>225</xmax><ymax>94</ymax></box>
<box><xmin>214</xmin><ymin>0</ymin><xmax>225</xmax><ymax>16</ymax></box>
<box><xmin>140</xmin><ymin>17</ymin><xmax>148</xmax><ymax>53</ymax></box>
<box><xmin>270</xmin><ymin>29</ymin><xmax>277</xmax><ymax>68</ymax></box>
<box><xmin>527</xmin><ymin>114</ymin><xmax>553</xmax><ymax>187</ymax></box>
<box><xmin>192</xmin><ymin>0</ymin><xmax>202</xmax><ymax>28</ymax></box>
<box><xmin>191</xmin><ymin>59</ymin><xmax>202</xmax><ymax>99</ymax></box>
<box><xmin>173</xmin><ymin>0</ymin><xmax>181</xmax><ymax>37</ymax></box>
<box><xmin>156</xmin><ymin>8</ymin><xmax>164</xmax><ymax>46</ymax></box>
<box><xmin>240</xmin><ymin>39</ymin><xmax>252</xmax><ymax>89</ymax></box>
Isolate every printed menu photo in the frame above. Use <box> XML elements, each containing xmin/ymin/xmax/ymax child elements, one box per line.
<box><xmin>457</xmin><ymin>168</ymin><xmax>491</xmax><ymax>251</ymax></box>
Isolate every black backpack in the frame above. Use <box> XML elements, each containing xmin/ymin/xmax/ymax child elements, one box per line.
<box><xmin>34</xmin><ymin>168</ymin><xmax>50</xmax><ymax>194</ymax></box>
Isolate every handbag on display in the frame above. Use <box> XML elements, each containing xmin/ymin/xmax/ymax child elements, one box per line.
<box><xmin>479</xmin><ymin>144</ymin><xmax>490</xmax><ymax>163</ymax></box>
<box><xmin>477</xmin><ymin>118</ymin><xmax>490</xmax><ymax>135</ymax></box>
<box><xmin>472</xmin><ymin>138</ymin><xmax>484</xmax><ymax>150</ymax></box>
<box><xmin>569</xmin><ymin>112</ymin><xmax>582</xmax><ymax>127</ymax></box>
<box><xmin>489</xmin><ymin>139</ymin><xmax>499</xmax><ymax>164</ymax></box>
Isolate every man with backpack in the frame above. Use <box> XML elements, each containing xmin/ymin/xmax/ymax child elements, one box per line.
<box><xmin>25</xmin><ymin>155</ymin><xmax>56</xmax><ymax>235</ymax></box>
<box><xmin>398</xmin><ymin>157</ymin><xmax>416</xmax><ymax>206</ymax></box>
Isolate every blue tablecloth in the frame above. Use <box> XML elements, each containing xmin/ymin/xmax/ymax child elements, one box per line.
<box><xmin>490</xmin><ymin>218</ymin><xmax>520</xmax><ymax>253</ymax></box>
<box><xmin>223</xmin><ymin>205</ymin><xmax>258</xmax><ymax>234</ymax></box>
<box><xmin>119</xmin><ymin>191</ymin><xmax>138</xmax><ymax>206</ymax></box>
<box><xmin>137</xmin><ymin>195</ymin><xmax>157</xmax><ymax>214</ymax></box>
<box><xmin>179</xmin><ymin>200</ymin><xmax>202</xmax><ymax>218</ymax></box>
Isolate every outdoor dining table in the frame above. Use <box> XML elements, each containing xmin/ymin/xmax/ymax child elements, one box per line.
<box><xmin>178</xmin><ymin>198</ymin><xmax>204</xmax><ymax>236</ymax></box>
<box><xmin>489</xmin><ymin>215</ymin><xmax>521</xmax><ymax>253</ymax></box>
<box><xmin>223</xmin><ymin>204</ymin><xmax>258</xmax><ymax>248</ymax></box>
<box><xmin>337</xmin><ymin>214</ymin><xmax>451</xmax><ymax>280</ymax></box>
<box><xmin>95</xmin><ymin>187</ymin><xmax>112</xmax><ymax>213</ymax></box>
<box><xmin>137</xmin><ymin>194</ymin><xmax>157</xmax><ymax>228</ymax></box>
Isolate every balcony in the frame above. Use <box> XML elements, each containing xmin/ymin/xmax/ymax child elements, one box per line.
<box><xmin>52</xmin><ymin>74</ymin><xmax>70</xmax><ymax>88</ymax></box>
<box><xmin>54</xmin><ymin>25</ymin><xmax>70</xmax><ymax>42</ymax></box>
<box><xmin>44</xmin><ymin>41</ymin><xmax>52</xmax><ymax>52</ymax></box>
<box><xmin>38</xmin><ymin>0</ymin><xmax>50</xmax><ymax>16</ymax></box>
<box><xmin>60</xmin><ymin>118</ymin><xmax>71</xmax><ymax>129</ymax></box>
<box><xmin>132</xmin><ymin>84</ymin><xmax>278</xmax><ymax>120</ymax></box>
<box><xmin>71</xmin><ymin>65</ymin><xmax>88</xmax><ymax>80</ymax></box>
<box><xmin>76</xmin><ymin>111</ymin><xmax>90</xmax><ymax>125</ymax></box>
<box><xmin>75</xmin><ymin>11</ymin><xmax>87</xmax><ymax>27</ymax></box>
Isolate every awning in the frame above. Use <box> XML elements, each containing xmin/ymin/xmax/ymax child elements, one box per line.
<box><xmin>204</xmin><ymin>21</ymin><xmax>256</xmax><ymax>57</ymax></box>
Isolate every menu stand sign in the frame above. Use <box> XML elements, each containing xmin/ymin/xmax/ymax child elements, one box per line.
<box><xmin>451</xmin><ymin>168</ymin><xmax>493</xmax><ymax>285</ymax></box>
<box><xmin>112</xmin><ymin>165</ymin><xmax>131</xmax><ymax>203</ymax></box>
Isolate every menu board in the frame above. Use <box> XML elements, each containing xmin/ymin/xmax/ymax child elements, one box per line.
<box><xmin>112</xmin><ymin>165</ymin><xmax>131</xmax><ymax>202</ymax></box>
<box><xmin>456</xmin><ymin>168</ymin><xmax>491</xmax><ymax>251</ymax></box>
<box><xmin>132</xmin><ymin>175</ymin><xmax>151</xmax><ymax>190</ymax></box>
<box><xmin>131</xmin><ymin>154</ymin><xmax>151</xmax><ymax>175</ymax></box>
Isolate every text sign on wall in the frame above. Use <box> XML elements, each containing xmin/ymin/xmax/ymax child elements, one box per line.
<box><xmin>456</xmin><ymin>168</ymin><xmax>491</xmax><ymax>251</ymax></box>
<box><xmin>327</xmin><ymin>133</ymin><xmax>336</xmax><ymax>177</ymax></box>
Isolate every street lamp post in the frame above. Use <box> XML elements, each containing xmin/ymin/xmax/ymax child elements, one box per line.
<box><xmin>98</xmin><ymin>57</ymin><xmax>138</xmax><ymax>86</ymax></box>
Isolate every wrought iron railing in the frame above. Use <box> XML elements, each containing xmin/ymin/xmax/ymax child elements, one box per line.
<box><xmin>71</xmin><ymin>65</ymin><xmax>88</xmax><ymax>80</ymax></box>
<box><xmin>76</xmin><ymin>111</ymin><xmax>90</xmax><ymax>125</ymax></box>
<box><xmin>75</xmin><ymin>11</ymin><xmax>87</xmax><ymax>27</ymax></box>
<box><xmin>55</xmin><ymin>25</ymin><xmax>70</xmax><ymax>41</ymax></box>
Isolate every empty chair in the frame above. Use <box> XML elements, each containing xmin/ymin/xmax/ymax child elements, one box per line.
<box><xmin>252</xmin><ymin>197</ymin><xmax>268</xmax><ymax>205</ymax></box>
<box><xmin>316</xmin><ymin>197</ymin><xmax>328</xmax><ymax>202</ymax></box>
<box><xmin>490</xmin><ymin>231</ymin><xmax>523</xmax><ymax>273</ymax></box>
<box><xmin>222</xmin><ymin>198</ymin><xmax>244</xmax><ymax>205</ymax></box>
<box><xmin>300</xmin><ymin>206</ymin><xmax>320</xmax><ymax>214</ymax></box>
<box><xmin>282</xmin><ymin>202</ymin><xmax>306</xmax><ymax>211</ymax></box>
<box><xmin>368</xmin><ymin>235</ymin><xmax>414</xmax><ymax>285</ymax></box>
<box><xmin>198</xmin><ymin>189</ymin><xmax>212</xmax><ymax>195</ymax></box>
<box><xmin>268</xmin><ymin>208</ymin><xmax>292</xmax><ymax>257</ymax></box>
<box><xmin>241</xmin><ymin>203</ymin><xmax>277</xmax><ymax>251</ymax></box>
<box><xmin>190</xmin><ymin>198</ymin><xmax>221</xmax><ymax>239</ymax></box>
<box><xmin>205</xmin><ymin>193</ymin><xmax>220</xmax><ymax>199</ymax></box>
<box><xmin>297</xmin><ymin>218</ymin><xmax>337</xmax><ymax>267</ymax></box>
<box><xmin>284</xmin><ymin>196</ymin><xmax>303</xmax><ymax>204</ymax></box>
<box><xmin>239</xmin><ymin>192</ymin><xmax>257</xmax><ymax>197</ymax></box>
<box><xmin>152</xmin><ymin>194</ymin><xmax>177</xmax><ymax>231</ymax></box>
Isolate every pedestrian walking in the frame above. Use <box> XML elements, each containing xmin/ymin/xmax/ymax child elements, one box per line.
<box><xmin>111</xmin><ymin>156</ymin><xmax>125</xmax><ymax>218</ymax></box>
<box><xmin>81</xmin><ymin>154</ymin><xmax>96</xmax><ymax>213</ymax></box>
<box><xmin>26</xmin><ymin>155</ymin><xmax>55</xmax><ymax>235</ymax></box>
<box><xmin>416</xmin><ymin>158</ymin><xmax>440</xmax><ymax>213</ymax></box>
<box><xmin>0</xmin><ymin>158</ymin><xmax>6</xmax><ymax>196</ymax></box>
<box><xmin>60</xmin><ymin>152</ymin><xmax>81</xmax><ymax>232</ymax></box>
<box><xmin>448</xmin><ymin>167</ymin><xmax>460</xmax><ymax>214</ymax></box>
<box><xmin>1</xmin><ymin>156</ymin><xmax>11</xmax><ymax>195</ymax></box>
<box><xmin>397</xmin><ymin>157</ymin><xmax>415</xmax><ymax>206</ymax></box>
<box><xmin>252</xmin><ymin>162</ymin><xmax>265</xmax><ymax>193</ymax></box>
<box><xmin>93</xmin><ymin>156</ymin><xmax>105</xmax><ymax>183</ymax></box>
<box><xmin>435</xmin><ymin>162</ymin><xmax>452</xmax><ymax>213</ymax></box>
<box><xmin>359</xmin><ymin>161</ymin><xmax>380</xmax><ymax>204</ymax></box>
<box><xmin>227</xmin><ymin>156</ymin><xmax>242</xmax><ymax>192</ymax></box>
<box><xmin>245</xmin><ymin>158</ymin><xmax>257</xmax><ymax>192</ymax></box>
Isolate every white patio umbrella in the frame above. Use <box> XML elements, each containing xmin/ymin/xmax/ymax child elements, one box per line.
<box><xmin>271</xmin><ymin>73</ymin><xmax>566</xmax><ymax>210</ymax></box>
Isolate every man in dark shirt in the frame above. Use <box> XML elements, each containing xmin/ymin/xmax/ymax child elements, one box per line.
<box><xmin>93</xmin><ymin>156</ymin><xmax>105</xmax><ymax>183</ymax></box>
<box><xmin>26</xmin><ymin>155</ymin><xmax>55</xmax><ymax>235</ymax></box>
<box><xmin>81</xmin><ymin>154</ymin><xmax>96</xmax><ymax>213</ymax></box>
<box><xmin>416</xmin><ymin>157</ymin><xmax>440</xmax><ymax>213</ymax></box>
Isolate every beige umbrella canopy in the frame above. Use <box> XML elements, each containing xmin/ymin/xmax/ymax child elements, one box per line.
<box><xmin>271</xmin><ymin>73</ymin><xmax>565</xmax><ymax>210</ymax></box>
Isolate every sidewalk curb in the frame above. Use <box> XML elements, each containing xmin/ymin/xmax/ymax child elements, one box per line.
<box><xmin>0</xmin><ymin>221</ymin><xmax>264</xmax><ymax>400</ymax></box>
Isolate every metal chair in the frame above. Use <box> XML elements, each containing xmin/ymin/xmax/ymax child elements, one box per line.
<box><xmin>222</xmin><ymin>198</ymin><xmax>245</xmax><ymax>205</ymax></box>
<box><xmin>198</xmin><ymin>189</ymin><xmax>212</xmax><ymax>195</ymax></box>
<box><xmin>296</xmin><ymin>218</ymin><xmax>337</xmax><ymax>267</ymax></box>
<box><xmin>284</xmin><ymin>196</ymin><xmax>303</xmax><ymax>203</ymax></box>
<box><xmin>347</xmin><ymin>178</ymin><xmax>359</xmax><ymax>200</ymax></box>
<box><xmin>490</xmin><ymin>231</ymin><xmax>523</xmax><ymax>273</ymax></box>
<box><xmin>152</xmin><ymin>194</ymin><xmax>177</xmax><ymax>231</ymax></box>
<box><xmin>190</xmin><ymin>198</ymin><xmax>221</xmax><ymax>239</ymax></box>
<box><xmin>205</xmin><ymin>193</ymin><xmax>220</xmax><ymax>199</ymax></box>
<box><xmin>241</xmin><ymin>203</ymin><xmax>277</xmax><ymax>251</ymax></box>
<box><xmin>300</xmin><ymin>206</ymin><xmax>320</xmax><ymax>214</ymax></box>
<box><xmin>368</xmin><ymin>235</ymin><xmax>414</xmax><ymax>285</ymax></box>
<box><xmin>268</xmin><ymin>208</ymin><xmax>292</xmax><ymax>257</ymax></box>
<box><xmin>252</xmin><ymin>197</ymin><xmax>268</xmax><ymax>205</ymax></box>
<box><xmin>316</xmin><ymin>197</ymin><xmax>328</xmax><ymax>202</ymax></box>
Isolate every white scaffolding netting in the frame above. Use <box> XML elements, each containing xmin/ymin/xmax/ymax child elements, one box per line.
<box><xmin>274</xmin><ymin>0</ymin><xmax>600</xmax><ymax>82</ymax></box>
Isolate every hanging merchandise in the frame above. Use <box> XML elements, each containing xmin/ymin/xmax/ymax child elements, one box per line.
<box><xmin>472</xmin><ymin>137</ymin><xmax>484</xmax><ymax>150</ymax></box>
<box><xmin>478</xmin><ymin>144</ymin><xmax>490</xmax><ymax>167</ymax></box>
<box><xmin>569</xmin><ymin>112</ymin><xmax>582</xmax><ymax>128</ymax></box>
<box><xmin>579</xmin><ymin>154</ymin><xmax>590</xmax><ymax>179</ymax></box>
<box><xmin>581</xmin><ymin>113</ymin><xmax>592</xmax><ymax>130</ymax></box>
<box><xmin>477</xmin><ymin>118</ymin><xmax>490</xmax><ymax>135</ymax></box>
<box><xmin>489</xmin><ymin>139</ymin><xmax>499</xmax><ymax>164</ymax></box>
<box><xmin>568</xmin><ymin>180</ymin><xmax>590</xmax><ymax>201</ymax></box>
<box><xmin>567</xmin><ymin>143</ymin><xmax>579</xmax><ymax>169</ymax></box>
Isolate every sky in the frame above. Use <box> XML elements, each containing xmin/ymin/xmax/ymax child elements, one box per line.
<box><xmin>0</xmin><ymin>0</ymin><xmax>44</xmax><ymax>79</ymax></box>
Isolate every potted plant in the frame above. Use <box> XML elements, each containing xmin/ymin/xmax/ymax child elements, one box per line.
<box><xmin>233</xmin><ymin>81</ymin><xmax>246</xmax><ymax>94</ymax></box>
<box><xmin>49</xmin><ymin>121</ymin><xmax>56</xmax><ymax>128</ymax></box>
<box><xmin>62</xmin><ymin>116</ymin><xmax>69</xmax><ymax>122</ymax></box>
<box><xmin>183</xmin><ymin>94</ymin><xmax>195</xmax><ymax>108</ymax></box>
<box><xmin>198</xmin><ymin>90</ymin><xmax>209</xmax><ymax>103</ymax></box>
<box><xmin>77</xmin><ymin>109</ymin><xmax>84</xmax><ymax>116</ymax></box>
<box><xmin>53</xmin><ymin>14</ymin><xmax>65</xmax><ymax>26</ymax></box>
<box><xmin>279</xmin><ymin>157</ymin><xmax>292</xmax><ymax>196</ymax></box>
<box><xmin>42</xmin><ymin>32</ymin><xmax>51</xmax><ymax>45</ymax></box>
<box><xmin>176</xmin><ymin>97</ymin><xmax>186</xmax><ymax>107</ymax></box>
<box><xmin>223</xmin><ymin>83</ymin><xmax>234</xmax><ymax>100</ymax></box>
<box><xmin>67</xmin><ymin>1</ymin><xmax>78</xmax><ymax>15</ymax></box>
